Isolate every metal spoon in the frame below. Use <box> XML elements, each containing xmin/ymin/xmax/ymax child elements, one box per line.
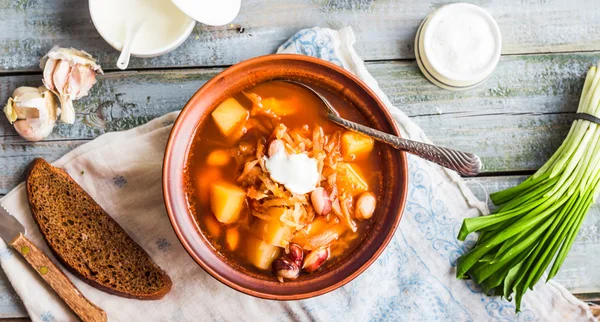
<box><xmin>280</xmin><ymin>80</ymin><xmax>482</xmax><ymax>177</ymax></box>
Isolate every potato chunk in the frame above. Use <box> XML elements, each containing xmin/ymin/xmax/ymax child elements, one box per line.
<box><xmin>210</xmin><ymin>181</ymin><xmax>246</xmax><ymax>224</ymax></box>
<box><xmin>250</xmin><ymin>208</ymin><xmax>293</xmax><ymax>247</ymax></box>
<box><xmin>244</xmin><ymin>234</ymin><xmax>281</xmax><ymax>270</ymax></box>
<box><xmin>341</xmin><ymin>131</ymin><xmax>374</xmax><ymax>160</ymax></box>
<box><xmin>212</xmin><ymin>97</ymin><xmax>248</xmax><ymax>137</ymax></box>
<box><xmin>336</xmin><ymin>163</ymin><xmax>369</xmax><ymax>195</ymax></box>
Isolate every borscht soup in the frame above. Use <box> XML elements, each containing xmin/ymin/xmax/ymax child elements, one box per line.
<box><xmin>184</xmin><ymin>81</ymin><xmax>383</xmax><ymax>281</ymax></box>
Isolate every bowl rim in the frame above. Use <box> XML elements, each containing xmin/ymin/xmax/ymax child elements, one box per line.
<box><xmin>163</xmin><ymin>54</ymin><xmax>409</xmax><ymax>300</ymax></box>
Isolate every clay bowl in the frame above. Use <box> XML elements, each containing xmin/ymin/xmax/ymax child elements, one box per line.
<box><xmin>163</xmin><ymin>54</ymin><xmax>408</xmax><ymax>300</ymax></box>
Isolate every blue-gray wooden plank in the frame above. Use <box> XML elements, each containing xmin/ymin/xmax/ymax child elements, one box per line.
<box><xmin>1</xmin><ymin>0</ymin><xmax>600</xmax><ymax>72</ymax></box>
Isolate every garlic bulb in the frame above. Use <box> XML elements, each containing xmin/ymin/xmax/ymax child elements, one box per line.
<box><xmin>40</xmin><ymin>46</ymin><xmax>103</xmax><ymax>124</ymax></box>
<box><xmin>3</xmin><ymin>86</ymin><xmax>60</xmax><ymax>142</ymax></box>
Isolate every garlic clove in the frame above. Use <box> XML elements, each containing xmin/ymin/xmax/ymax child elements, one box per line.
<box><xmin>42</xmin><ymin>46</ymin><xmax>103</xmax><ymax>74</ymax></box>
<box><xmin>5</xmin><ymin>87</ymin><xmax>47</xmax><ymax>123</ymax></box>
<box><xmin>13</xmin><ymin>120</ymin><xmax>36</xmax><ymax>140</ymax></box>
<box><xmin>40</xmin><ymin>46</ymin><xmax>103</xmax><ymax>125</ymax></box>
<box><xmin>58</xmin><ymin>97</ymin><xmax>75</xmax><ymax>124</ymax></box>
<box><xmin>14</xmin><ymin>114</ymin><xmax>55</xmax><ymax>142</ymax></box>
<box><xmin>4</xmin><ymin>86</ymin><xmax>59</xmax><ymax>142</ymax></box>
<box><xmin>3</xmin><ymin>98</ymin><xmax>17</xmax><ymax>123</ymax></box>
<box><xmin>81</xmin><ymin>67</ymin><xmax>97</xmax><ymax>96</ymax></box>
<box><xmin>13</xmin><ymin>86</ymin><xmax>41</xmax><ymax>97</ymax></box>
<box><xmin>14</xmin><ymin>91</ymin><xmax>48</xmax><ymax>110</ymax></box>
<box><xmin>68</xmin><ymin>64</ymin><xmax>97</xmax><ymax>99</ymax></box>
<box><xmin>42</xmin><ymin>58</ymin><xmax>58</xmax><ymax>91</ymax></box>
<box><xmin>41</xmin><ymin>87</ymin><xmax>59</xmax><ymax>122</ymax></box>
<box><xmin>52</xmin><ymin>60</ymin><xmax>72</xmax><ymax>94</ymax></box>
<box><xmin>66</xmin><ymin>64</ymin><xmax>83</xmax><ymax>97</ymax></box>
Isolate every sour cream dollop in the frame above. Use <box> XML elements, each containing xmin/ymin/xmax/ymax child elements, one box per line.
<box><xmin>264</xmin><ymin>147</ymin><xmax>319</xmax><ymax>195</ymax></box>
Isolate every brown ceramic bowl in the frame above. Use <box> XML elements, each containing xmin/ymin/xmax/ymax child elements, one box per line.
<box><xmin>163</xmin><ymin>54</ymin><xmax>408</xmax><ymax>300</ymax></box>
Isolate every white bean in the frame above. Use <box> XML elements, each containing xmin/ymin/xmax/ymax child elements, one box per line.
<box><xmin>355</xmin><ymin>192</ymin><xmax>376</xmax><ymax>220</ymax></box>
<box><xmin>311</xmin><ymin>187</ymin><xmax>332</xmax><ymax>215</ymax></box>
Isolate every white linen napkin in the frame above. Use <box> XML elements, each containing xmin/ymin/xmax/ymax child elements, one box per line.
<box><xmin>0</xmin><ymin>27</ymin><xmax>595</xmax><ymax>322</ymax></box>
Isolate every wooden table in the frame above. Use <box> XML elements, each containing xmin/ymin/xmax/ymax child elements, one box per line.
<box><xmin>1</xmin><ymin>0</ymin><xmax>600</xmax><ymax>319</ymax></box>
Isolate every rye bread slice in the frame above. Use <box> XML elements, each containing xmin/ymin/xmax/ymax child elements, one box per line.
<box><xmin>25</xmin><ymin>158</ymin><xmax>172</xmax><ymax>300</ymax></box>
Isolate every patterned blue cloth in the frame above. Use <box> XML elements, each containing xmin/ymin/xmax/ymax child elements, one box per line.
<box><xmin>0</xmin><ymin>27</ymin><xmax>594</xmax><ymax>322</ymax></box>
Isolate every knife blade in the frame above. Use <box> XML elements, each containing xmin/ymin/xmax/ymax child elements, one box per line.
<box><xmin>0</xmin><ymin>203</ymin><xmax>25</xmax><ymax>243</ymax></box>
<box><xmin>0</xmin><ymin>203</ymin><xmax>106</xmax><ymax>322</ymax></box>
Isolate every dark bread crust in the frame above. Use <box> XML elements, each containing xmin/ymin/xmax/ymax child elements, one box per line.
<box><xmin>25</xmin><ymin>158</ymin><xmax>172</xmax><ymax>300</ymax></box>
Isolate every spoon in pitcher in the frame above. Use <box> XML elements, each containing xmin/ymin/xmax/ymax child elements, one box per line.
<box><xmin>280</xmin><ymin>80</ymin><xmax>482</xmax><ymax>177</ymax></box>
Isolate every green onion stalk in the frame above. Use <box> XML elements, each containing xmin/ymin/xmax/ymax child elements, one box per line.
<box><xmin>456</xmin><ymin>64</ymin><xmax>600</xmax><ymax>311</ymax></box>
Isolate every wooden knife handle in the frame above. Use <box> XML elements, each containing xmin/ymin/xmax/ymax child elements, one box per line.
<box><xmin>10</xmin><ymin>233</ymin><xmax>107</xmax><ymax>322</ymax></box>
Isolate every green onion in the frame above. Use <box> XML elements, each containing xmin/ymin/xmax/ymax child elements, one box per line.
<box><xmin>456</xmin><ymin>64</ymin><xmax>600</xmax><ymax>312</ymax></box>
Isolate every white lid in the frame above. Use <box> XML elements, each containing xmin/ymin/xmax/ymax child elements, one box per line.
<box><xmin>421</xmin><ymin>3</ymin><xmax>501</xmax><ymax>85</ymax></box>
<box><xmin>170</xmin><ymin>0</ymin><xmax>241</xmax><ymax>26</ymax></box>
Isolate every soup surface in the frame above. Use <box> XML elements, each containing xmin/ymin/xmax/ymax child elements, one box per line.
<box><xmin>185</xmin><ymin>81</ymin><xmax>383</xmax><ymax>281</ymax></box>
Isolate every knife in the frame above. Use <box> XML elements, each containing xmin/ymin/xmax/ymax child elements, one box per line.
<box><xmin>0</xmin><ymin>203</ymin><xmax>106</xmax><ymax>322</ymax></box>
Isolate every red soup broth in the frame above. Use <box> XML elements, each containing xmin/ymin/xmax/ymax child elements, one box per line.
<box><xmin>184</xmin><ymin>81</ymin><xmax>384</xmax><ymax>279</ymax></box>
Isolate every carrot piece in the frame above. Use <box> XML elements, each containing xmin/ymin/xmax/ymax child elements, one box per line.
<box><xmin>204</xmin><ymin>214</ymin><xmax>222</xmax><ymax>238</ymax></box>
<box><xmin>196</xmin><ymin>167</ymin><xmax>222</xmax><ymax>204</ymax></box>
<box><xmin>226</xmin><ymin>228</ymin><xmax>240</xmax><ymax>251</ymax></box>
<box><xmin>206</xmin><ymin>150</ymin><xmax>231</xmax><ymax>166</ymax></box>
<box><xmin>261</xmin><ymin>97</ymin><xmax>300</xmax><ymax>117</ymax></box>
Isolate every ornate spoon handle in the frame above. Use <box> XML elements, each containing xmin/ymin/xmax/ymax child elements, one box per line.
<box><xmin>329</xmin><ymin>114</ymin><xmax>482</xmax><ymax>177</ymax></box>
